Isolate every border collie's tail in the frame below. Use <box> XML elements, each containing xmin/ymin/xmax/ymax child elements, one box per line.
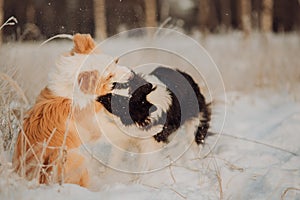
<box><xmin>195</xmin><ymin>102</ymin><xmax>211</xmax><ymax>145</ymax></box>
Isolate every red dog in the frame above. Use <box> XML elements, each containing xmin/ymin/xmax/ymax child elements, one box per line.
<box><xmin>12</xmin><ymin>34</ymin><xmax>133</xmax><ymax>187</ymax></box>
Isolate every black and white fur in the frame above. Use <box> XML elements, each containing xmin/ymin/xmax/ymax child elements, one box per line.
<box><xmin>97</xmin><ymin>66</ymin><xmax>211</xmax><ymax>145</ymax></box>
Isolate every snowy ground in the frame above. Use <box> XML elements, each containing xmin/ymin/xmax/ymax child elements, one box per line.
<box><xmin>0</xmin><ymin>32</ymin><xmax>300</xmax><ymax>199</ymax></box>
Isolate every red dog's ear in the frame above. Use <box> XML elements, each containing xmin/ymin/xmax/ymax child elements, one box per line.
<box><xmin>78</xmin><ymin>70</ymin><xmax>99</xmax><ymax>94</ymax></box>
<box><xmin>71</xmin><ymin>34</ymin><xmax>96</xmax><ymax>55</ymax></box>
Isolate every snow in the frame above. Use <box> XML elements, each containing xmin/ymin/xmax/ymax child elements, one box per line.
<box><xmin>1</xmin><ymin>32</ymin><xmax>300</xmax><ymax>199</ymax></box>
<box><xmin>213</xmin><ymin>91</ymin><xmax>300</xmax><ymax>199</ymax></box>
<box><xmin>1</xmin><ymin>90</ymin><xmax>299</xmax><ymax>199</ymax></box>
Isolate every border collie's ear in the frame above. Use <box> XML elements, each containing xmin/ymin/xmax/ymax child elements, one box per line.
<box><xmin>78</xmin><ymin>70</ymin><xmax>99</xmax><ymax>94</ymax></box>
<box><xmin>71</xmin><ymin>34</ymin><xmax>96</xmax><ymax>55</ymax></box>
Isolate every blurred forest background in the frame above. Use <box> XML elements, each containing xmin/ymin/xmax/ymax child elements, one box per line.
<box><xmin>0</xmin><ymin>0</ymin><xmax>300</xmax><ymax>42</ymax></box>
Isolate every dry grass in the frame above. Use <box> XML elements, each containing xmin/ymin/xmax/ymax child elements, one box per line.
<box><xmin>0</xmin><ymin>78</ymin><xmax>74</xmax><ymax>186</ymax></box>
<box><xmin>0</xmin><ymin>34</ymin><xmax>72</xmax><ymax>186</ymax></box>
<box><xmin>203</xmin><ymin>32</ymin><xmax>300</xmax><ymax>97</ymax></box>
<box><xmin>0</xmin><ymin>71</ymin><xmax>28</xmax><ymax>153</ymax></box>
<box><xmin>0</xmin><ymin>22</ymin><xmax>81</xmax><ymax>187</ymax></box>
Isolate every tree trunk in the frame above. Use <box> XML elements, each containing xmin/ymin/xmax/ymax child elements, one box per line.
<box><xmin>160</xmin><ymin>0</ymin><xmax>170</xmax><ymax>22</ymax></box>
<box><xmin>94</xmin><ymin>0</ymin><xmax>107</xmax><ymax>40</ymax></box>
<box><xmin>198</xmin><ymin>0</ymin><xmax>210</xmax><ymax>33</ymax></box>
<box><xmin>261</xmin><ymin>0</ymin><xmax>273</xmax><ymax>32</ymax></box>
<box><xmin>240</xmin><ymin>0</ymin><xmax>252</xmax><ymax>37</ymax></box>
<box><xmin>219</xmin><ymin>0</ymin><xmax>232</xmax><ymax>31</ymax></box>
<box><xmin>0</xmin><ymin>0</ymin><xmax>3</xmax><ymax>45</ymax></box>
<box><xmin>144</xmin><ymin>0</ymin><xmax>157</xmax><ymax>27</ymax></box>
<box><xmin>26</xmin><ymin>0</ymin><xmax>35</xmax><ymax>23</ymax></box>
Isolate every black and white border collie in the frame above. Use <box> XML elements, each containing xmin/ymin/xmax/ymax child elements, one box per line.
<box><xmin>97</xmin><ymin>66</ymin><xmax>211</xmax><ymax>146</ymax></box>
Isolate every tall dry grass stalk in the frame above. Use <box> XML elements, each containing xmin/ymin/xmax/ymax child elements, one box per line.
<box><xmin>0</xmin><ymin>16</ymin><xmax>17</xmax><ymax>45</ymax></box>
<box><xmin>0</xmin><ymin>16</ymin><xmax>18</xmax><ymax>31</ymax></box>
<box><xmin>39</xmin><ymin>34</ymin><xmax>73</xmax><ymax>47</ymax></box>
<box><xmin>0</xmin><ymin>74</ymin><xmax>27</xmax><ymax>152</ymax></box>
<box><xmin>12</xmin><ymin>93</ymin><xmax>77</xmax><ymax>186</ymax></box>
<box><xmin>0</xmin><ymin>16</ymin><xmax>24</xmax><ymax>189</ymax></box>
<box><xmin>0</xmin><ymin>73</ymin><xmax>28</xmax><ymax>105</ymax></box>
<box><xmin>0</xmin><ymin>73</ymin><xmax>31</xmax><ymax>190</ymax></box>
<box><xmin>12</xmin><ymin>100</ymin><xmax>75</xmax><ymax>186</ymax></box>
<box><xmin>0</xmin><ymin>0</ymin><xmax>3</xmax><ymax>45</ymax></box>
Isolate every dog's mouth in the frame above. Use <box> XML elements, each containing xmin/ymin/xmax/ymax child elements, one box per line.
<box><xmin>111</xmin><ymin>70</ymin><xmax>136</xmax><ymax>90</ymax></box>
<box><xmin>97</xmin><ymin>72</ymin><xmax>160</xmax><ymax>128</ymax></box>
<box><xmin>96</xmin><ymin>93</ymin><xmax>132</xmax><ymax>125</ymax></box>
<box><xmin>96</xmin><ymin>92</ymin><xmax>157</xmax><ymax>128</ymax></box>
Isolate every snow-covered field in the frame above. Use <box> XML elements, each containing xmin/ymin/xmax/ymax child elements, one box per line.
<box><xmin>1</xmin><ymin>32</ymin><xmax>300</xmax><ymax>199</ymax></box>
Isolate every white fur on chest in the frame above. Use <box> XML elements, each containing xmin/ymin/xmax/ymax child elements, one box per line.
<box><xmin>47</xmin><ymin>53</ymin><xmax>115</xmax><ymax>108</ymax></box>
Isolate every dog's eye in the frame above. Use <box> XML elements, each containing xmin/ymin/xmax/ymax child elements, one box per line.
<box><xmin>106</xmin><ymin>74</ymin><xmax>113</xmax><ymax>80</ymax></box>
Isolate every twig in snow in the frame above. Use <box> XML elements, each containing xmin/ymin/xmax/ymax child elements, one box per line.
<box><xmin>140</xmin><ymin>183</ymin><xmax>160</xmax><ymax>190</ymax></box>
<box><xmin>205</xmin><ymin>156</ymin><xmax>244</xmax><ymax>172</ymax></box>
<box><xmin>168</xmin><ymin>165</ymin><xmax>176</xmax><ymax>184</ymax></box>
<box><xmin>220</xmin><ymin>133</ymin><xmax>299</xmax><ymax>156</ymax></box>
<box><xmin>211</xmin><ymin>155</ymin><xmax>223</xmax><ymax>200</ymax></box>
<box><xmin>169</xmin><ymin>187</ymin><xmax>187</xmax><ymax>199</ymax></box>
<box><xmin>36</xmin><ymin>128</ymin><xmax>57</xmax><ymax>183</ymax></box>
<box><xmin>281</xmin><ymin>187</ymin><xmax>300</xmax><ymax>200</ymax></box>
<box><xmin>15</xmin><ymin>121</ymin><xmax>43</xmax><ymax>182</ymax></box>
<box><xmin>0</xmin><ymin>72</ymin><xmax>29</xmax><ymax>105</ymax></box>
<box><xmin>56</xmin><ymin>102</ymin><xmax>74</xmax><ymax>185</ymax></box>
<box><xmin>171</xmin><ymin>164</ymin><xmax>202</xmax><ymax>172</ymax></box>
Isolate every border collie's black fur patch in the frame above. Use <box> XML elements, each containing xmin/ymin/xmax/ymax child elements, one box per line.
<box><xmin>97</xmin><ymin>73</ymin><xmax>158</xmax><ymax>127</ymax></box>
<box><xmin>129</xmin><ymin>83</ymin><xmax>157</xmax><ymax>127</ymax></box>
<box><xmin>96</xmin><ymin>66</ymin><xmax>211</xmax><ymax>145</ymax></box>
<box><xmin>97</xmin><ymin>93</ymin><xmax>133</xmax><ymax>125</ymax></box>
<box><xmin>150</xmin><ymin>67</ymin><xmax>210</xmax><ymax>144</ymax></box>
